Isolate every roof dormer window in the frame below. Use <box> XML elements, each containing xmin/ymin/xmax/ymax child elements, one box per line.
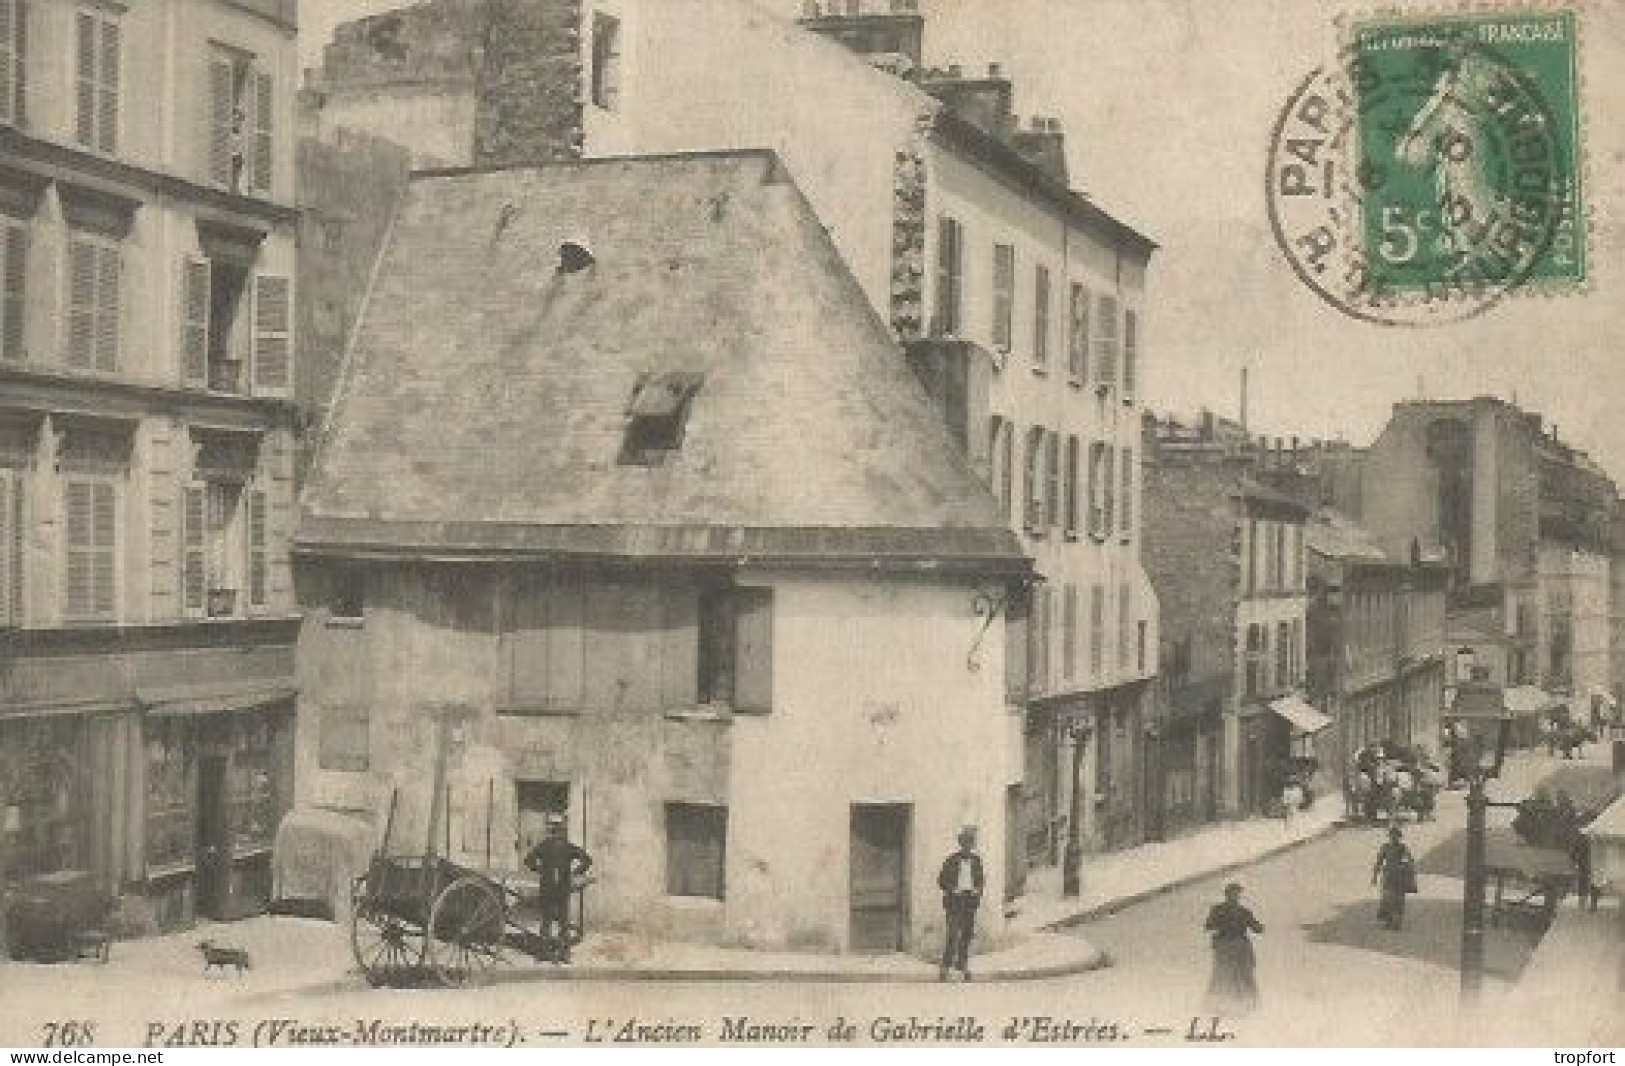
<box><xmin>621</xmin><ymin>371</ymin><xmax>703</xmax><ymax>465</ymax></box>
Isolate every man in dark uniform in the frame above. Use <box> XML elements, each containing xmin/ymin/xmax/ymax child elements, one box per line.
<box><xmin>524</xmin><ymin>813</ymin><xmax>592</xmax><ymax>963</ymax></box>
<box><xmin>936</xmin><ymin>826</ymin><xmax>984</xmax><ymax>982</ymax></box>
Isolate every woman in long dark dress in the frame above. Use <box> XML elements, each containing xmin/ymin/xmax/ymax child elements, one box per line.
<box><xmin>1205</xmin><ymin>882</ymin><xmax>1264</xmax><ymax>1014</ymax></box>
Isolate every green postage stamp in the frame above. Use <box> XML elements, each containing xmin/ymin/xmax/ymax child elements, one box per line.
<box><xmin>1268</xmin><ymin>6</ymin><xmax>1586</xmax><ymax>325</ymax></box>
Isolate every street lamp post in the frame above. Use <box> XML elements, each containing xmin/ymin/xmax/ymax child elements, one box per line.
<box><xmin>1062</xmin><ymin>718</ymin><xmax>1093</xmax><ymax>898</ymax></box>
<box><xmin>1453</xmin><ymin>675</ymin><xmax>1513</xmax><ymax>1004</ymax></box>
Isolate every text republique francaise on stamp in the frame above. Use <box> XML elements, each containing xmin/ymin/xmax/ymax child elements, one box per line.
<box><xmin>1268</xmin><ymin>7</ymin><xmax>1585</xmax><ymax>326</ymax></box>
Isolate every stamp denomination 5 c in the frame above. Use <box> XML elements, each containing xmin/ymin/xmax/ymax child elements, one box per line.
<box><xmin>1268</xmin><ymin>7</ymin><xmax>1584</xmax><ymax>326</ymax></box>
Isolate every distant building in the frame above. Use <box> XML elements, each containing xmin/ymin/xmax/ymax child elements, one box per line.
<box><xmin>304</xmin><ymin>0</ymin><xmax>1160</xmax><ymax>884</ymax></box>
<box><xmin>1142</xmin><ymin>413</ymin><xmax>1315</xmax><ymax>827</ymax></box>
<box><xmin>1303</xmin><ymin>508</ymin><xmax>1450</xmax><ymax>779</ymax></box>
<box><xmin>0</xmin><ymin>0</ymin><xmax>300</xmax><ymax>938</ymax></box>
<box><xmin>293</xmin><ymin>152</ymin><xmax>1031</xmax><ymax>953</ymax></box>
<box><xmin>1354</xmin><ymin>398</ymin><xmax>1615</xmax><ymax>712</ymax></box>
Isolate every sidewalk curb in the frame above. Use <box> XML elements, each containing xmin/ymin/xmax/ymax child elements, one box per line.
<box><xmin>482</xmin><ymin>946</ymin><xmax>1112</xmax><ymax>985</ymax></box>
<box><xmin>1046</xmin><ymin>820</ymin><xmax>1346</xmax><ymax>931</ymax></box>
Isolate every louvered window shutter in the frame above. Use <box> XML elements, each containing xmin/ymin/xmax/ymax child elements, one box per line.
<box><xmin>1</xmin><ymin>221</ymin><xmax>25</xmax><ymax>361</ymax></box>
<box><xmin>95</xmin><ymin>19</ymin><xmax>117</xmax><ymax>152</ymax></box>
<box><xmin>251</xmin><ymin>68</ymin><xmax>273</xmax><ymax>194</ymax></box>
<box><xmin>731</xmin><ymin>588</ymin><xmax>773</xmax><ymax>713</ymax></box>
<box><xmin>0</xmin><ymin>469</ymin><xmax>13</xmax><ymax>626</ymax></box>
<box><xmin>73</xmin><ymin>13</ymin><xmax>95</xmax><ymax>147</ymax></box>
<box><xmin>247</xmin><ymin>488</ymin><xmax>267</xmax><ymax>608</ymax></box>
<box><xmin>94</xmin><ymin>243</ymin><xmax>118</xmax><ymax>370</ymax></box>
<box><xmin>251</xmin><ymin>274</ymin><xmax>290</xmax><ymax>393</ymax></box>
<box><xmin>66</xmin><ymin>239</ymin><xmax>96</xmax><ymax>368</ymax></box>
<box><xmin>181</xmin><ymin>257</ymin><xmax>209</xmax><ymax>386</ymax></box>
<box><xmin>91</xmin><ymin>481</ymin><xmax>114</xmax><ymax>616</ymax></box>
<box><xmin>180</xmin><ymin>483</ymin><xmax>205</xmax><ymax>615</ymax></box>
<box><xmin>208</xmin><ymin>55</ymin><xmax>235</xmax><ymax>187</ymax></box>
<box><xmin>0</xmin><ymin>0</ymin><xmax>17</xmax><ymax>126</ymax></box>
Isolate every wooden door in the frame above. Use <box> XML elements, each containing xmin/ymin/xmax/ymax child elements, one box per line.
<box><xmin>195</xmin><ymin>755</ymin><xmax>230</xmax><ymax>919</ymax></box>
<box><xmin>849</xmin><ymin>804</ymin><xmax>910</xmax><ymax>952</ymax></box>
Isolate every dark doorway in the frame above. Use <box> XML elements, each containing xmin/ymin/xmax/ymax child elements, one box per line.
<box><xmin>195</xmin><ymin>754</ymin><xmax>230</xmax><ymax>919</ymax></box>
<box><xmin>515</xmin><ymin>779</ymin><xmax>569</xmax><ymax>859</ymax></box>
<box><xmin>849</xmin><ymin>803</ymin><xmax>910</xmax><ymax>952</ymax></box>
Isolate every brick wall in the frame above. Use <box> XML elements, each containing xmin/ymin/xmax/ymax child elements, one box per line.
<box><xmin>473</xmin><ymin>0</ymin><xmax>586</xmax><ymax>167</ymax></box>
<box><xmin>1141</xmin><ymin>443</ymin><xmax>1239</xmax><ymax>708</ymax></box>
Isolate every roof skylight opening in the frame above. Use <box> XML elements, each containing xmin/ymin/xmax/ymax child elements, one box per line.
<box><xmin>620</xmin><ymin>372</ymin><xmax>704</xmax><ymax>466</ymax></box>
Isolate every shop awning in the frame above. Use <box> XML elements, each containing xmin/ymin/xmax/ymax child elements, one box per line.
<box><xmin>1270</xmin><ymin>695</ymin><xmax>1333</xmax><ymax>735</ymax></box>
<box><xmin>137</xmin><ymin>682</ymin><xmax>296</xmax><ymax>717</ymax></box>
<box><xmin>1584</xmin><ymin>794</ymin><xmax>1625</xmax><ymax>888</ymax></box>
<box><xmin>1503</xmin><ymin>685</ymin><xmax>1562</xmax><ymax>715</ymax></box>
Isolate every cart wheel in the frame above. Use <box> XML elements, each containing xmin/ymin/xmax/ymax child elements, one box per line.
<box><xmin>427</xmin><ymin>876</ymin><xmax>507</xmax><ymax>987</ymax></box>
<box><xmin>350</xmin><ymin>874</ymin><xmax>428</xmax><ymax>988</ymax></box>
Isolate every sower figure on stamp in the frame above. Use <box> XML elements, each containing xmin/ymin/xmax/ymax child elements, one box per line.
<box><xmin>1204</xmin><ymin>882</ymin><xmax>1263</xmax><ymax>1015</ymax></box>
<box><xmin>937</xmin><ymin>826</ymin><xmax>983</xmax><ymax>982</ymax></box>
<box><xmin>524</xmin><ymin>812</ymin><xmax>592</xmax><ymax>964</ymax></box>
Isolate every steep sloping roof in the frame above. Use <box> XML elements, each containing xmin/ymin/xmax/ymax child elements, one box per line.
<box><xmin>300</xmin><ymin>150</ymin><xmax>1025</xmax><ymax>573</ymax></box>
<box><xmin>1306</xmin><ymin>508</ymin><xmax>1391</xmax><ymax>564</ymax></box>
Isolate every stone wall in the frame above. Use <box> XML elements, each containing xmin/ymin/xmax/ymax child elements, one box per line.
<box><xmin>473</xmin><ymin>0</ymin><xmax>586</xmax><ymax>166</ymax></box>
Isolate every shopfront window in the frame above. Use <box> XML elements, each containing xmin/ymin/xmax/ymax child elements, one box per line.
<box><xmin>0</xmin><ymin>717</ymin><xmax>85</xmax><ymax>879</ymax></box>
<box><xmin>227</xmin><ymin>714</ymin><xmax>276</xmax><ymax>854</ymax></box>
<box><xmin>145</xmin><ymin>718</ymin><xmax>197</xmax><ymax>872</ymax></box>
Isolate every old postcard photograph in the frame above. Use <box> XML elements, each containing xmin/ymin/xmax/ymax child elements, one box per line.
<box><xmin>0</xmin><ymin>0</ymin><xmax>1621</xmax><ymax>1051</ymax></box>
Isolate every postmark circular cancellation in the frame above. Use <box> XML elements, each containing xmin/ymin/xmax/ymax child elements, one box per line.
<box><xmin>1266</xmin><ymin>7</ymin><xmax>1586</xmax><ymax>327</ymax></box>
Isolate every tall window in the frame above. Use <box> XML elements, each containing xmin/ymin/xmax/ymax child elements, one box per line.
<box><xmin>992</xmin><ymin>243</ymin><xmax>1015</xmax><ymax>352</ymax></box>
<box><xmin>0</xmin><ymin>216</ymin><xmax>26</xmax><ymax>361</ymax></box>
<box><xmin>180</xmin><ymin>478</ymin><xmax>266</xmax><ymax>618</ymax></box>
<box><xmin>1244</xmin><ymin>623</ymin><xmax>1266</xmax><ymax>696</ymax></box>
<box><xmin>935</xmin><ymin>216</ymin><xmax>963</xmax><ymax>335</ymax></box>
<box><xmin>0</xmin><ymin>0</ymin><xmax>22</xmax><ymax>126</ymax></box>
<box><xmin>63</xmin><ymin>476</ymin><xmax>116</xmax><ymax>621</ymax></box>
<box><xmin>665</xmin><ymin>802</ymin><xmax>726</xmax><ymax>899</ymax></box>
<box><xmin>1094</xmin><ymin>293</ymin><xmax>1119</xmax><ymax>388</ymax></box>
<box><xmin>591</xmin><ymin>12</ymin><xmax>622</xmax><ymax>110</ymax></box>
<box><xmin>1063</xmin><ymin>435</ymin><xmax>1079</xmax><ymax>538</ymax></box>
<box><xmin>208</xmin><ymin>48</ymin><xmax>273</xmax><ymax>195</ymax></box>
<box><xmin>1101</xmin><ymin>445</ymin><xmax>1116</xmax><ymax>535</ymax></box>
<box><xmin>697</xmin><ymin>585</ymin><xmax>774</xmax><ymax>713</ymax></box>
<box><xmin>66</xmin><ymin>231</ymin><xmax>119</xmax><ymax>371</ymax></box>
<box><xmin>1022</xmin><ymin>426</ymin><xmax>1044</xmax><ymax>534</ymax></box>
<box><xmin>1120</xmin><ymin>446</ymin><xmax>1134</xmax><ymax>536</ymax></box>
<box><xmin>1118</xmin><ymin>584</ymin><xmax>1132</xmax><ymax>668</ymax></box>
<box><xmin>1062</xmin><ymin>584</ymin><xmax>1078</xmax><ymax>681</ymax></box>
<box><xmin>1044</xmin><ymin>431</ymin><xmax>1060</xmax><ymax>529</ymax></box>
<box><xmin>0</xmin><ymin>464</ymin><xmax>23</xmax><ymax>626</ymax></box>
<box><xmin>1272</xmin><ymin>521</ymin><xmax>1286</xmax><ymax>590</ymax></box>
<box><xmin>1032</xmin><ymin>264</ymin><xmax>1050</xmax><ymax>367</ymax></box>
<box><xmin>1291</xmin><ymin>618</ymin><xmax>1303</xmax><ymax>682</ymax></box>
<box><xmin>74</xmin><ymin>10</ymin><xmax>119</xmax><ymax>154</ymax></box>
<box><xmin>1067</xmin><ymin>282</ymin><xmax>1089</xmax><ymax>383</ymax></box>
<box><xmin>1086</xmin><ymin>441</ymin><xmax>1107</xmax><ymax>540</ymax></box>
<box><xmin>1123</xmin><ymin>308</ymin><xmax>1139</xmax><ymax>403</ymax></box>
<box><xmin>1089</xmin><ymin>584</ymin><xmax>1105</xmax><ymax>677</ymax></box>
<box><xmin>1275</xmin><ymin>620</ymin><xmax>1291</xmax><ymax>689</ymax></box>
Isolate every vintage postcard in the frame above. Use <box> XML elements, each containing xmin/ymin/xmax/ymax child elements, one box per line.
<box><xmin>0</xmin><ymin>0</ymin><xmax>1621</xmax><ymax>1052</ymax></box>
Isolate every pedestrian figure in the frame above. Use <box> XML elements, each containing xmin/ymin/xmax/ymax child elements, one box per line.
<box><xmin>523</xmin><ymin>812</ymin><xmax>592</xmax><ymax>964</ymax></box>
<box><xmin>1204</xmin><ymin>882</ymin><xmax>1263</xmax><ymax>1015</ymax></box>
<box><xmin>1372</xmin><ymin>826</ymin><xmax>1417</xmax><ymax>930</ymax></box>
<box><xmin>937</xmin><ymin>826</ymin><xmax>984</xmax><ymax>982</ymax></box>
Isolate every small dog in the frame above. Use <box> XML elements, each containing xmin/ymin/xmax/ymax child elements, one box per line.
<box><xmin>197</xmin><ymin>939</ymin><xmax>252</xmax><ymax>976</ymax></box>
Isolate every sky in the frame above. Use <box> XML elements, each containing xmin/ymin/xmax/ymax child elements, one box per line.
<box><xmin>298</xmin><ymin>0</ymin><xmax>1625</xmax><ymax>475</ymax></box>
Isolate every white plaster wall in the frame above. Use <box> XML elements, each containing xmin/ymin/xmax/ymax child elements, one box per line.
<box><xmin>586</xmin><ymin>0</ymin><xmax>928</xmax><ymax>319</ymax></box>
<box><xmin>726</xmin><ymin>572</ymin><xmax>1018</xmax><ymax>953</ymax></box>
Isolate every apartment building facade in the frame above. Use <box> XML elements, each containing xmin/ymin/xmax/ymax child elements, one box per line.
<box><xmin>304</xmin><ymin>0</ymin><xmax>1159</xmax><ymax>877</ymax></box>
<box><xmin>1142</xmin><ymin>415</ymin><xmax>1314</xmax><ymax>825</ymax></box>
<box><xmin>0</xmin><ymin>0</ymin><xmax>299</xmax><ymax>939</ymax></box>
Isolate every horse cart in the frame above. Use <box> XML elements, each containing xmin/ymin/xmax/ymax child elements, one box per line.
<box><xmin>348</xmin><ymin>727</ymin><xmax>589</xmax><ymax>987</ymax></box>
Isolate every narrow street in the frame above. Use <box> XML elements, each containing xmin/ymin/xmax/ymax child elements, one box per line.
<box><xmin>6</xmin><ymin>755</ymin><xmax>1603</xmax><ymax>1049</ymax></box>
